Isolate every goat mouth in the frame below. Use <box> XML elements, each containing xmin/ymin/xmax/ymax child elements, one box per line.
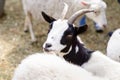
<box><xmin>43</xmin><ymin>48</ymin><xmax>50</xmax><ymax>52</ymax></box>
<box><xmin>43</xmin><ymin>48</ymin><xmax>55</xmax><ymax>53</ymax></box>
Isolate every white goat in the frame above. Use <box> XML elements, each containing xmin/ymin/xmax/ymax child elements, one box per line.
<box><xmin>42</xmin><ymin>9</ymin><xmax>120</xmax><ymax>80</ymax></box>
<box><xmin>12</xmin><ymin>53</ymin><xmax>109</xmax><ymax>80</ymax></box>
<box><xmin>107</xmin><ymin>29</ymin><xmax>120</xmax><ymax>62</ymax></box>
<box><xmin>22</xmin><ymin>0</ymin><xmax>107</xmax><ymax>42</ymax></box>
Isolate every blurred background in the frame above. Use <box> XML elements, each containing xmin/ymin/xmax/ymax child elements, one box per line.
<box><xmin>0</xmin><ymin>0</ymin><xmax>120</xmax><ymax>80</ymax></box>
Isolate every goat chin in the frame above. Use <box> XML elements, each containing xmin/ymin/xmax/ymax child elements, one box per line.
<box><xmin>44</xmin><ymin>51</ymin><xmax>66</xmax><ymax>57</ymax></box>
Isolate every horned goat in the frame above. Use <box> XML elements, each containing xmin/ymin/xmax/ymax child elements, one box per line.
<box><xmin>42</xmin><ymin>9</ymin><xmax>120</xmax><ymax>80</ymax></box>
<box><xmin>22</xmin><ymin>0</ymin><xmax>107</xmax><ymax>42</ymax></box>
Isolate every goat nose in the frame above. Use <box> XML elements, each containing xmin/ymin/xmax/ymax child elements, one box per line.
<box><xmin>45</xmin><ymin>43</ymin><xmax>52</xmax><ymax>48</ymax></box>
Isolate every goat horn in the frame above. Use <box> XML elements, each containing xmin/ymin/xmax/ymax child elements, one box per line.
<box><xmin>60</xmin><ymin>2</ymin><xmax>69</xmax><ymax>19</ymax></box>
<box><xmin>68</xmin><ymin>9</ymin><xmax>94</xmax><ymax>24</ymax></box>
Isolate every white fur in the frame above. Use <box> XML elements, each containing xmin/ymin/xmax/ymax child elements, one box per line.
<box><xmin>82</xmin><ymin>51</ymin><xmax>120</xmax><ymax>80</ymax></box>
<box><xmin>107</xmin><ymin>29</ymin><xmax>120</xmax><ymax>62</ymax></box>
<box><xmin>22</xmin><ymin>0</ymin><xmax>107</xmax><ymax>42</ymax></box>
<box><xmin>12</xmin><ymin>53</ymin><xmax>109</xmax><ymax>80</ymax></box>
<box><xmin>22</xmin><ymin>0</ymin><xmax>107</xmax><ymax>26</ymax></box>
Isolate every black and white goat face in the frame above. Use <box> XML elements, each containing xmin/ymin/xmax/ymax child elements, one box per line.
<box><xmin>42</xmin><ymin>9</ymin><xmax>94</xmax><ymax>54</ymax></box>
<box><xmin>43</xmin><ymin>19</ymin><xmax>77</xmax><ymax>53</ymax></box>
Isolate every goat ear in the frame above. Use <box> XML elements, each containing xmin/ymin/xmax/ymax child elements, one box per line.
<box><xmin>80</xmin><ymin>1</ymin><xmax>90</xmax><ymax>7</ymax></box>
<box><xmin>41</xmin><ymin>11</ymin><xmax>56</xmax><ymax>23</ymax></box>
<box><xmin>75</xmin><ymin>25</ymin><xmax>88</xmax><ymax>35</ymax></box>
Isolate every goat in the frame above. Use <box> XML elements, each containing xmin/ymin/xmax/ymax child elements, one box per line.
<box><xmin>107</xmin><ymin>29</ymin><xmax>120</xmax><ymax>62</ymax></box>
<box><xmin>12</xmin><ymin>53</ymin><xmax>109</xmax><ymax>80</ymax></box>
<box><xmin>22</xmin><ymin>0</ymin><xmax>107</xmax><ymax>42</ymax></box>
<box><xmin>42</xmin><ymin>10</ymin><xmax>120</xmax><ymax>80</ymax></box>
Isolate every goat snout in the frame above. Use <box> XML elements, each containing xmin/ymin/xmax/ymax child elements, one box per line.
<box><xmin>43</xmin><ymin>43</ymin><xmax>52</xmax><ymax>52</ymax></box>
<box><xmin>45</xmin><ymin>43</ymin><xmax>52</xmax><ymax>48</ymax></box>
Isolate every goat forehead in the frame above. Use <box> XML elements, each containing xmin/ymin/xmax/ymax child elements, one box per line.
<box><xmin>49</xmin><ymin>19</ymin><xmax>69</xmax><ymax>36</ymax></box>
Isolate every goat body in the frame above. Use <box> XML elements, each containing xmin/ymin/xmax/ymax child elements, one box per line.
<box><xmin>82</xmin><ymin>51</ymin><xmax>120</xmax><ymax>80</ymax></box>
<box><xmin>107</xmin><ymin>29</ymin><xmax>120</xmax><ymax>62</ymax></box>
<box><xmin>22</xmin><ymin>0</ymin><xmax>107</xmax><ymax>42</ymax></box>
<box><xmin>12</xmin><ymin>53</ymin><xmax>109</xmax><ymax>80</ymax></box>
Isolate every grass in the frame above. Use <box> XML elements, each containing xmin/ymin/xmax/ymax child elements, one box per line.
<box><xmin>0</xmin><ymin>0</ymin><xmax>120</xmax><ymax>80</ymax></box>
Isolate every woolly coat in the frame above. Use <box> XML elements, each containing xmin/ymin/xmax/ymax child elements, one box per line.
<box><xmin>12</xmin><ymin>53</ymin><xmax>109</xmax><ymax>80</ymax></box>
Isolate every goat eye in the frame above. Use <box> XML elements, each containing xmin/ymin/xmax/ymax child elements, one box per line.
<box><xmin>66</xmin><ymin>34</ymin><xmax>72</xmax><ymax>39</ymax></box>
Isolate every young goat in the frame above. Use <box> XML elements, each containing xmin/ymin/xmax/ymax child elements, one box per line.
<box><xmin>12</xmin><ymin>53</ymin><xmax>109</xmax><ymax>80</ymax></box>
<box><xmin>107</xmin><ymin>29</ymin><xmax>120</xmax><ymax>62</ymax></box>
<box><xmin>22</xmin><ymin>0</ymin><xmax>107</xmax><ymax>42</ymax></box>
<box><xmin>42</xmin><ymin>10</ymin><xmax>120</xmax><ymax>80</ymax></box>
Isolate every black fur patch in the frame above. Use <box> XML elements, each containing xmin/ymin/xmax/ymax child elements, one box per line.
<box><xmin>60</xmin><ymin>24</ymin><xmax>76</xmax><ymax>52</ymax></box>
<box><xmin>118</xmin><ymin>0</ymin><xmax>120</xmax><ymax>4</ymax></box>
<box><xmin>63</xmin><ymin>38</ymin><xmax>93</xmax><ymax>66</ymax></box>
<box><xmin>41</xmin><ymin>11</ymin><xmax>56</xmax><ymax>23</ymax></box>
<box><xmin>60</xmin><ymin>24</ymin><xmax>94</xmax><ymax>66</ymax></box>
<box><xmin>78</xmin><ymin>24</ymin><xmax>88</xmax><ymax>34</ymax></box>
<box><xmin>47</xmin><ymin>22</ymin><xmax>54</xmax><ymax>33</ymax></box>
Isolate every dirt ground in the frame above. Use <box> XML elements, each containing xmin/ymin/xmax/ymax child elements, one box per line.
<box><xmin>0</xmin><ymin>0</ymin><xmax>120</xmax><ymax>80</ymax></box>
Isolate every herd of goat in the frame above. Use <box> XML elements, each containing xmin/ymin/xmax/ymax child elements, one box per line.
<box><xmin>12</xmin><ymin>0</ymin><xmax>120</xmax><ymax>80</ymax></box>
